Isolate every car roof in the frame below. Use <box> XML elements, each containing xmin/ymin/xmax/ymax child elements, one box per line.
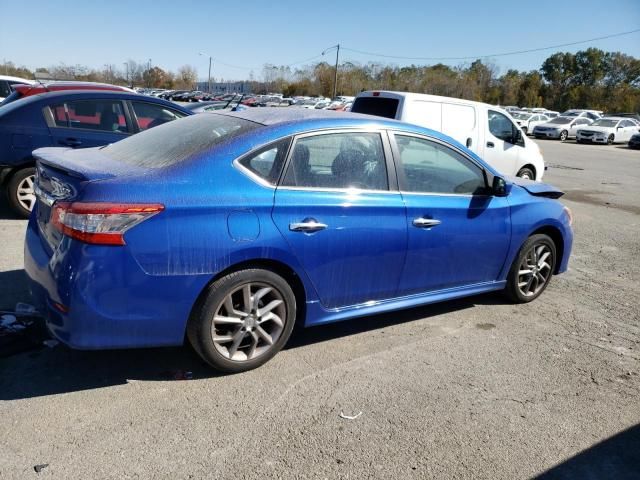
<box><xmin>0</xmin><ymin>89</ymin><xmax>192</xmax><ymax>116</ymax></box>
<box><xmin>0</xmin><ymin>75</ymin><xmax>35</xmax><ymax>83</ymax></box>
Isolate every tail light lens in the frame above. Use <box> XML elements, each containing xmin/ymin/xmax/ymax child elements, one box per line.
<box><xmin>51</xmin><ymin>202</ymin><xmax>164</xmax><ymax>245</ymax></box>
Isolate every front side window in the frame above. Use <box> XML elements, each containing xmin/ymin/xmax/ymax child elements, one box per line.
<box><xmin>61</xmin><ymin>100</ymin><xmax>127</xmax><ymax>132</ymax></box>
<box><xmin>0</xmin><ymin>80</ymin><xmax>10</xmax><ymax>98</ymax></box>
<box><xmin>281</xmin><ymin>132</ymin><xmax>388</xmax><ymax>190</ymax></box>
<box><xmin>488</xmin><ymin>110</ymin><xmax>518</xmax><ymax>143</ymax></box>
<box><xmin>238</xmin><ymin>137</ymin><xmax>291</xmax><ymax>185</ymax></box>
<box><xmin>131</xmin><ymin>101</ymin><xmax>186</xmax><ymax>131</ymax></box>
<box><xmin>395</xmin><ymin>135</ymin><xmax>486</xmax><ymax>195</ymax></box>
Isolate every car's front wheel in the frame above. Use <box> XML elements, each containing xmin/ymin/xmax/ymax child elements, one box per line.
<box><xmin>559</xmin><ymin>130</ymin><xmax>568</xmax><ymax>141</ymax></box>
<box><xmin>607</xmin><ymin>134</ymin><xmax>615</xmax><ymax>145</ymax></box>
<box><xmin>6</xmin><ymin>167</ymin><xmax>36</xmax><ymax>218</ymax></box>
<box><xmin>188</xmin><ymin>268</ymin><xmax>297</xmax><ymax>373</ymax></box>
<box><xmin>505</xmin><ymin>234</ymin><xmax>557</xmax><ymax>303</ymax></box>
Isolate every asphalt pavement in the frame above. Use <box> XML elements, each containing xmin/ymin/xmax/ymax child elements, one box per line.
<box><xmin>0</xmin><ymin>139</ymin><xmax>639</xmax><ymax>479</ymax></box>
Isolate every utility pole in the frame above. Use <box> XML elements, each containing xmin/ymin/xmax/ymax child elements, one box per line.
<box><xmin>322</xmin><ymin>44</ymin><xmax>340</xmax><ymax>99</ymax></box>
<box><xmin>199</xmin><ymin>53</ymin><xmax>212</xmax><ymax>93</ymax></box>
<box><xmin>147</xmin><ymin>58</ymin><xmax>152</xmax><ymax>87</ymax></box>
<box><xmin>123</xmin><ymin>62</ymin><xmax>129</xmax><ymax>87</ymax></box>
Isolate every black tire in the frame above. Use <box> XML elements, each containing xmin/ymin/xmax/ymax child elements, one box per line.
<box><xmin>6</xmin><ymin>167</ymin><xmax>36</xmax><ymax>219</ymax></box>
<box><xmin>607</xmin><ymin>134</ymin><xmax>614</xmax><ymax>145</ymax></box>
<box><xmin>559</xmin><ymin>130</ymin><xmax>568</xmax><ymax>141</ymax></box>
<box><xmin>505</xmin><ymin>234</ymin><xmax>557</xmax><ymax>303</ymax></box>
<box><xmin>187</xmin><ymin>268</ymin><xmax>297</xmax><ymax>373</ymax></box>
<box><xmin>516</xmin><ymin>167</ymin><xmax>535</xmax><ymax>180</ymax></box>
<box><xmin>521</xmin><ymin>126</ymin><xmax>528</xmax><ymax>135</ymax></box>
<box><xmin>576</xmin><ymin>138</ymin><xmax>582</xmax><ymax>144</ymax></box>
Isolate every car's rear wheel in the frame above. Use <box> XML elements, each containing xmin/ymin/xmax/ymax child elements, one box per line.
<box><xmin>559</xmin><ymin>130</ymin><xmax>568</xmax><ymax>141</ymax></box>
<box><xmin>505</xmin><ymin>234</ymin><xmax>557</xmax><ymax>303</ymax></box>
<box><xmin>6</xmin><ymin>167</ymin><xmax>36</xmax><ymax>218</ymax></box>
<box><xmin>522</xmin><ymin>126</ymin><xmax>528</xmax><ymax>135</ymax></box>
<box><xmin>607</xmin><ymin>134</ymin><xmax>614</xmax><ymax>145</ymax></box>
<box><xmin>516</xmin><ymin>167</ymin><xmax>535</xmax><ymax>180</ymax></box>
<box><xmin>188</xmin><ymin>268</ymin><xmax>296</xmax><ymax>373</ymax></box>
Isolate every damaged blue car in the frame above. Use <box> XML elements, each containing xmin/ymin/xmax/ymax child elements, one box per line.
<box><xmin>24</xmin><ymin>109</ymin><xmax>573</xmax><ymax>372</ymax></box>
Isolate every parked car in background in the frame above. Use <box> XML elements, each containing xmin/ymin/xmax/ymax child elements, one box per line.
<box><xmin>533</xmin><ymin>116</ymin><xmax>593</xmax><ymax>141</ymax></box>
<box><xmin>628</xmin><ymin>133</ymin><xmax>640</xmax><ymax>149</ymax></box>
<box><xmin>352</xmin><ymin>91</ymin><xmax>545</xmax><ymax>180</ymax></box>
<box><xmin>24</xmin><ymin>109</ymin><xmax>573</xmax><ymax>373</ymax></box>
<box><xmin>0</xmin><ymin>75</ymin><xmax>35</xmax><ymax>102</ymax></box>
<box><xmin>512</xmin><ymin>112</ymin><xmax>550</xmax><ymax>135</ymax></box>
<box><xmin>0</xmin><ymin>81</ymin><xmax>136</xmax><ymax>106</ymax></box>
<box><xmin>0</xmin><ymin>90</ymin><xmax>191</xmax><ymax>217</ymax></box>
<box><xmin>576</xmin><ymin>117</ymin><xmax>640</xmax><ymax>144</ymax></box>
<box><xmin>561</xmin><ymin>109</ymin><xmax>602</xmax><ymax>121</ymax></box>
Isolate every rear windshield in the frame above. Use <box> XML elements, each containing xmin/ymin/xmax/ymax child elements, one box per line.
<box><xmin>351</xmin><ymin>97</ymin><xmax>399</xmax><ymax>119</ymax></box>
<box><xmin>104</xmin><ymin>113</ymin><xmax>261</xmax><ymax>168</ymax></box>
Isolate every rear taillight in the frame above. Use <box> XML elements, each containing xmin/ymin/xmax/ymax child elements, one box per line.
<box><xmin>51</xmin><ymin>202</ymin><xmax>164</xmax><ymax>245</ymax></box>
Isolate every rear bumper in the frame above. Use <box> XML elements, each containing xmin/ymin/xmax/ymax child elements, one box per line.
<box><xmin>24</xmin><ymin>215</ymin><xmax>208</xmax><ymax>350</ymax></box>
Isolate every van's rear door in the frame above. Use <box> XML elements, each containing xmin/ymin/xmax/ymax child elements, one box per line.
<box><xmin>351</xmin><ymin>93</ymin><xmax>401</xmax><ymax>119</ymax></box>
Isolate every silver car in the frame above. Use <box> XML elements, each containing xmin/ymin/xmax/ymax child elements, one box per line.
<box><xmin>532</xmin><ymin>116</ymin><xmax>593</xmax><ymax>141</ymax></box>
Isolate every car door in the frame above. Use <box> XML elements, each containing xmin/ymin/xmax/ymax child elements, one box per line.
<box><xmin>390</xmin><ymin>132</ymin><xmax>511</xmax><ymax>295</ymax></box>
<box><xmin>569</xmin><ymin>118</ymin><xmax>589</xmax><ymax>137</ymax></box>
<box><xmin>484</xmin><ymin>109</ymin><xmax>523</xmax><ymax>176</ymax></box>
<box><xmin>621</xmin><ymin>120</ymin><xmax>637</xmax><ymax>141</ymax></box>
<box><xmin>272</xmin><ymin>130</ymin><xmax>407</xmax><ymax>309</ymax></box>
<box><xmin>46</xmin><ymin>98</ymin><xmax>131</xmax><ymax>148</ymax></box>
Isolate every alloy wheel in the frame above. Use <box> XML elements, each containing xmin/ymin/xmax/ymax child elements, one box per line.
<box><xmin>211</xmin><ymin>282</ymin><xmax>286</xmax><ymax>362</ymax></box>
<box><xmin>516</xmin><ymin>243</ymin><xmax>554</xmax><ymax>297</ymax></box>
<box><xmin>16</xmin><ymin>174</ymin><xmax>36</xmax><ymax>212</ymax></box>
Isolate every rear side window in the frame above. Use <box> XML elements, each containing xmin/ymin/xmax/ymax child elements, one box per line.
<box><xmin>281</xmin><ymin>132</ymin><xmax>388</xmax><ymax>190</ymax></box>
<box><xmin>131</xmin><ymin>101</ymin><xmax>186</xmax><ymax>131</ymax></box>
<box><xmin>238</xmin><ymin>137</ymin><xmax>291</xmax><ymax>185</ymax></box>
<box><xmin>104</xmin><ymin>113</ymin><xmax>260</xmax><ymax>168</ymax></box>
<box><xmin>0</xmin><ymin>80</ymin><xmax>10</xmax><ymax>98</ymax></box>
<box><xmin>351</xmin><ymin>97</ymin><xmax>399</xmax><ymax>119</ymax></box>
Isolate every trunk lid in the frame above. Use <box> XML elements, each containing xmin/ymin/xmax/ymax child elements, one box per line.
<box><xmin>33</xmin><ymin>146</ymin><xmax>147</xmax><ymax>250</ymax></box>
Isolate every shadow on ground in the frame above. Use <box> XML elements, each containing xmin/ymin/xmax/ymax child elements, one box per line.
<box><xmin>0</xmin><ymin>290</ymin><xmax>508</xmax><ymax>400</ymax></box>
<box><xmin>534</xmin><ymin>423</ymin><xmax>640</xmax><ymax>480</ymax></box>
<box><xmin>0</xmin><ymin>269</ymin><xmax>31</xmax><ymax>310</ymax></box>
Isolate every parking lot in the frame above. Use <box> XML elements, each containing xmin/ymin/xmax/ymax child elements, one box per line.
<box><xmin>0</xmin><ymin>140</ymin><xmax>638</xmax><ymax>479</ymax></box>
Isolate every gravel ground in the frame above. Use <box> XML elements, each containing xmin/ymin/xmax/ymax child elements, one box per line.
<box><xmin>0</xmin><ymin>140</ymin><xmax>638</xmax><ymax>479</ymax></box>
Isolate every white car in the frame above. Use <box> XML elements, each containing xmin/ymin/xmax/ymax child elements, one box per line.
<box><xmin>0</xmin><ymin>75</ymin><xmax>35</xmax><ymax>102</ymax></box>
<box><xmin>533</xmin><ymin>116</ymin><xmax>594</xmax><ymax>141</ymax></box>
<box><xmin>576</xmin><ymin>117</ymin><xmax>640</xmax><ymax>144</ymax></box>
<box><xmin>512</xmin><ymin>112</ymin><xmax>550</xmax><ymax>135</ymax></box>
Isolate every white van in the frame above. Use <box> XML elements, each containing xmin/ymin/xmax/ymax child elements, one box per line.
<box><xmin>351</xmin><ymin>91</ymin><xmax>545</xmax><ymax>180</ymax></box>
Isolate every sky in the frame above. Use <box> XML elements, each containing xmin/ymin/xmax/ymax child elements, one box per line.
<box><xmin>1</xmin><ymin>0</ymin><xmax>639</xmax><ymax>82</ymax></box>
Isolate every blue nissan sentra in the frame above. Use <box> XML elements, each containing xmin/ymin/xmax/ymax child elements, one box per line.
<box><xmin>24</xmin><ymin>109</ymin><xmax>573</xmax><ymax>372</ymax></box>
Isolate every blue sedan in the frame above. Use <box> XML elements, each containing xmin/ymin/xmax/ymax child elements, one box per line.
<box><xmin>0</xmin><ymin>90</ymin><xmax>191</xmax><ymax>217</ymax></box>
<box><xmin>24</xmin><ymin>109</ymin><xmax>573</xmax><ymax>372</ymax></box>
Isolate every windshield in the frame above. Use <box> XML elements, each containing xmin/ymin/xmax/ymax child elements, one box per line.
<box><xmin>104</xmin><ymin>113</ymin><xmax>261</xmax><ymax>168</ymax></box>
<box><xmin>548</xmin><ymin>117</ymin><xmax>573</xmax><ymax>125</ymax></box>
<box><xmin>590</xmin><ymin>119</ymin><xmax>619</xmax><ymax>128</ymax></box>
<box><xmin>513</xmin><ymin>113</ymin><xmax>532</xmax><ymax>120</ymax></box>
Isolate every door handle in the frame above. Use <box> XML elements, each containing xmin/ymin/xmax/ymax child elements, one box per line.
<box><xmin>289</xmin><ymin>219</ymin><xmax>328</xmax><ymax>233</ymax></box>
<box><xmin>60</xmin><ymin>138</ymin><xmax>82</xmax><ymax>147</ymax></box>
<box><xmin>486</xmin><ymin>141</ymin><xmax>495</xmax><ymax>148</ymax></box>
<box><xmin>412</xmin><ymin>218</ymin><xmax>441</xmax><ymax>228</ymax></box>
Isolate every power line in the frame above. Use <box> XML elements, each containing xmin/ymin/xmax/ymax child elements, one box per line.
<box><xmin>341</xmin><ymin>28</ymin><xmax>640</xmax><ymax>61</ymax></box>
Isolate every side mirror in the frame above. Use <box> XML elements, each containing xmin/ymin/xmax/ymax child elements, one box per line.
<box><xmin>492</xmin><ymin>176</ymin><xmax>510</xmax><ymax>197</ymax></box>
<box><xmin>513</xmin><ymin>128</ymin><xmax>524</xmax><ymax>145</ymax></box>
